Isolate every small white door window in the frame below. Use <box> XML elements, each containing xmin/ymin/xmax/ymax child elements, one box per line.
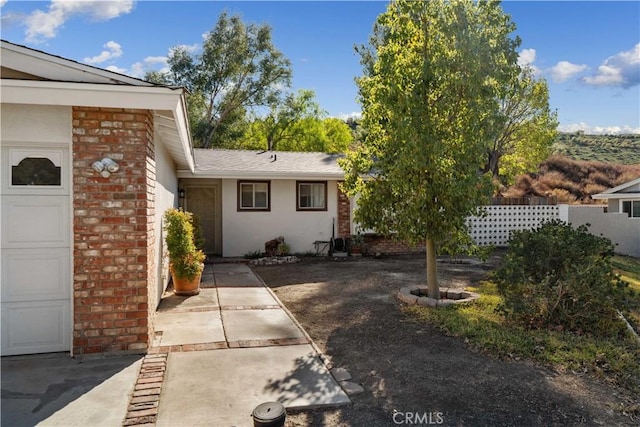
<box><xmin>10</xmin><ymin>149</ymin><xmax>63</xmax><ymax>187</ymax></box>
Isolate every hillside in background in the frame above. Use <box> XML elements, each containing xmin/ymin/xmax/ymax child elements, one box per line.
<box><xmin>553</xmin><ymin>132</ymin><xmax>640</xmax><ymax>164</ymax></box>
<box><xmin>503</xmin><ymin>154</ymin><xmax>640</xmax><ymax>204</ymax></box>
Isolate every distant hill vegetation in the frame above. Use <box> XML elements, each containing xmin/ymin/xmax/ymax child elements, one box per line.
<box><xmin>552</xmin><ymin>132</ymin><xmax>640</xmax><ymax>164</ymax></box>
<box><xmin>503</xmin><ymin>154</ymin><xmax>640</xmax><ymax>204</ymax></box>
<box><xmin>502</xmin><ymin>133</ymin><xmax>639</xmax><ymax>204</ymax></box>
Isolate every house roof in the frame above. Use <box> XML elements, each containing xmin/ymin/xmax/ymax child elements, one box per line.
<box><xmin>1</xmin><ymin>40</ymin><xmax>195</xmax><ymax>172</ymax></box>
<box><xmin>183</xmin><ymin>149</ymin><xmax>345</xmax><ymax>180</ymax></box>
<box><xmin>592</xmin><ymin>176</ymin><xmax>640</xmax><ymax>200</ymax></box>
<box><xmin>1</xmin><ymin>39</ymin><xmax>158</xmax><ymax>86</ymax></box>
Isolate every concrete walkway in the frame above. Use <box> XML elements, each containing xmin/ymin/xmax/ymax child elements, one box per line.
<box><xmin>135</xmin><ymin>263</ymin><xmax>350</xmax><ymax>426</ymax></box>
<box><xmin>1</xmin><ymin>263</ymin><xmax>349</xmax><ymax>427</ymax></box>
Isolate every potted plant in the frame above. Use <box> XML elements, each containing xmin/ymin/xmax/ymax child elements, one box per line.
<box><xmin>163</xmin><ymin>208</ymin><xmax>205</xmax><ymax>296</ymax></box>
<box><xmin>349</xmin><ymin>232</ymin><xmax>365</xmax><ymax>256</ymax></box>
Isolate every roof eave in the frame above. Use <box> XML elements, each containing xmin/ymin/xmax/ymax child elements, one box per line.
<box><xmin>178</xmin><ymin>170</ymin><xmax>344</xmax><ymax>180</ymax></box>
<box><xmin>1</xmin><ymin>39</ymin><xmax>156</xmax><ymax>86</ymax></box>
<box><xmin>2</xmin><ymin>79</ymin><xmax>194</xmax><ymax>171</ymax></box>
<box><xmin>597</xmin><ymin>177</ymin><xmax>640</xmax><ymax>195</ymax></box>
<box><xmin>592</xmin><ymin>193</ymin><xmax>640</xmax><ymax>200</ymax></box>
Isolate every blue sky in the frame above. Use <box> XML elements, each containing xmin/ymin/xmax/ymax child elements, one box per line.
<box><xmin>1</xmin><ymin>1</ymin><xmax>639</xmax><ymax>134</ymax></box>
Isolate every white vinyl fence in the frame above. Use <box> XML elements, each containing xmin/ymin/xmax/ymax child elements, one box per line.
<box><xmin>560</xmin><ymin>205</ymin><xmax>640</xmax><ymax>257</ymax></box>
<box><xmin>467</xmin><ymin>205</ymin><xmax>560</xmax><ymax>246</ymax></box>
<box><xmin>467</xmin><ymin>204</ymin><xmax>639</xmax><ymax>257</ymax></box>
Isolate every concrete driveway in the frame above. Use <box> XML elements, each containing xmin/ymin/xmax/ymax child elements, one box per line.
<box><xmin>1</xmin><ymin>353</ymin><xmax>141</xmax><ymax>426</ymax></box>
<box><xmin>2</xmin><ymin>262</ymin><xmax>350</xmax><ymax>427</ymax></box>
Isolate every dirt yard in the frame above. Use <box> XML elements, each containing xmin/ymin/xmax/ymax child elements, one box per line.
<box><xmin>253</xmin><ymin>253</ymin><xmax>639</xmax><ymax>426</ymax></box>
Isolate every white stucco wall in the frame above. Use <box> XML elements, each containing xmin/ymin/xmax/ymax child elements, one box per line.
<box><xmin>1</xmin><ymin>104</ymin><xmax>71</xmax><ymax>143</ymax></box>
<box><xmin>221</xmin><ymin>179</ymin><xmax>338</xmax><ymax>257</ymax></box>
<box><xmin>566</xmin><ymin>205</ymin><xmax>640</xmax><ymax>257</ymax></box>
<box><xmin>153</xmin><ymin>138</ymin><xmax>178</xmax><ymax>307</ymax></box>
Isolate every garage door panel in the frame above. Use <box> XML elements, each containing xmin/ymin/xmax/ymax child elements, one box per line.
<box><xmin>1</xmin><ymin>195</ymin><xmax>70</xmax><ymax>248</ymax></box>
<box><xmin>1</xmin><ymin>300</ymin><xmax>71</xmax><ymax>355</ymax></box>
<box><xmin>1</xmin><ymin>141</ymin><xmax>71</xmax><ymax>356</ymax></box>
<box><xmin>1</xmin><ymin>248</ymin><xmax>70</xmax><ymax>302</ymax></box>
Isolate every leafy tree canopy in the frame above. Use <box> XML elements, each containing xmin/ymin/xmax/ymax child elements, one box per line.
<box><xmin>340</xmin><ymin>0</ymin><xmax>521</xmax><ymax>298</ymax></box>
<box><xmin>487</xmin><ymin>66</ymin><xmax>558</xmax><ymax>186</ymax></box>
<box><xmin>227</xmin><ymin>89</ymin><xmax>352</xmax><ymax>153</ymax></box>
<box><xmin>146</xmin><ymin>12</ymin><xmax>292</xmax><ymax>148</ymax></box>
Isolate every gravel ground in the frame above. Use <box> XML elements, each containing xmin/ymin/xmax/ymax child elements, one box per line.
<box><xmin>254</xmin><ymin>253</ymin><xmax>639</xmax><ymax>427</ymax></box>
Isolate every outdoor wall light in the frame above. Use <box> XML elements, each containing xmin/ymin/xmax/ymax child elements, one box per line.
<box><xmin>92</xmin><ymin>157</ymin><xmax>120</xmax><ymax>178</ymax></box>
<box><xmin>178</xmin><ymin>188</ymin><xmax>185</xmax><ymax>199</ymax></box>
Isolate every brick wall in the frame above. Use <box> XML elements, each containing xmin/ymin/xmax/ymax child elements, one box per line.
<box><xmin>337</xmin><ymin>185</ymin><xmax>423</xmax><ymax>254</ymax></box>
<box><xmin>364</xmin><ymin>234</ymin><xmax>425</xmax><ymax>255</ymax></box>
<box><xmin>337</xmin><ymin>183</ymin><xmax>351</xmax><ymax>237</ymax></box>
<box><xmin>72</xmin><ymin>107</ymin><xmax>156</xmax><ymax>355</ymax></box>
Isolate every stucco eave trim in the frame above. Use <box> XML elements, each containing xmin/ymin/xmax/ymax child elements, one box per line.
<box><xmin>2</xmin><ymin>79</ymin><xmax>195</xmax><ymax>173</ymax></box>
<box><xmin>592</xmin><ymin>193</ymin><xmax>640</xmax><ymax>200</ymax></box>
<box><xmin>1</xmin><ymin>79</ymin><xmax>183</xmax><ymax>110</ymax></box>
<box><xmin>593</xmin><ymin>177</ymin><xmax>640</xmax><ymax>196</ymax></box>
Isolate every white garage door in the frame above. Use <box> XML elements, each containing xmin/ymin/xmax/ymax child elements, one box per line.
<box><xmin>1</xmin><ymin>146</ymin><xmax>71</xmax><ymax>355</ymax></box>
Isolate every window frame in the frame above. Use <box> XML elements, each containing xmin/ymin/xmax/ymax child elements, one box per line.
<box><xmin>237</xmin><ymin>180</ymin><xmax>271</xmax><ymax>211</ymax></box>
<box><xmin>296</xmin><ymin>180</ymin><xmax>328</xmax><ymax>212</ymax></box>
<box><xmin>621</xmin><ymin>199</ymin><xmax>640</xmax><ymax>218</ymax></box>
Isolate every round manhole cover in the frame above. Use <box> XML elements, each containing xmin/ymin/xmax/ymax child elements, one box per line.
<box><xmin>251</xmin><ymin>401</ymin><xmax>286</xmax><ymax>427</ymax></box>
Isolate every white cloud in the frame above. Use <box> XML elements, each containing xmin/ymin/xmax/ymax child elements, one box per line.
<box><xmin>144</xmin><ymin>56</ymin><xmax>168</xmax><ymax>66</ymax></box>
<box><xmin>128</xmin><ymin>56</ymin><xmax>169</xmax><ymax>78</ymax></box>
<box><xmin>583</xmin><ymin>43</ymin><xmax>640</xmax><ymax>88</ymax></box>
<box><xmin>83</xmin><ymin>40</ymin><xmax>122</xmax><ymax>65</ymax></box>
<box><xmin>559</xmin><ymin>122</ymin><xmax>640</xmax><ymax>135</ymax></box>
<box><xmin>337</xmin><ymin>112</ymin><xmax>362</xmax><ymax>121</ymax></box>
<box><xmin>519</xmin><ymin>49</ymin><xmax>589</xmax><ymax>83</ymax></box>
<box><xmin>0</xmin><ymin>0</ymin><xmax>8</xmax><ymax>8</ymax></box>
<box><xmin>549</xmin><ymin>61</ymin><xmax>588</xmax><ymax>83</ymax></box>
<box><xmin>25</xmin><ymin>0</ymin><xmax>134</xmax><ymax>43</ymax></box>
<box><xmin>517</xmin><ymin>48</ymin><xmax>541</xmax><ymax>75</ymax></box>
<box><xmin>518</xmin><ymin>48</ymin><xmax>536</xmax><ymax>67</ymax></box>
<box><xmin>105</xmin><ymin>65</ymin><xmax>127</xmax><ymax>74</ymax></box>
<box><xmin>170</xmin><ymin>43</ymin><xmax>199</xmax><ymax>55</ymax></box>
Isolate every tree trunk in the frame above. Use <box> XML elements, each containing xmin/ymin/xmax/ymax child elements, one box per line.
<box><xmin>426</xmin><ymin>238</ymin><xmax>439</xmax><ymax>299</ymax></box>
<box><xmin>487</xmin><ymin>150</ymin><xmax>501</xmax><ymax>180</ymax></box>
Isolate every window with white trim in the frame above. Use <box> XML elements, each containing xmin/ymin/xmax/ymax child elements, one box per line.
<box><xmin>10</xmin><ymin>150</ymin><xmax>62</xmax><ymax>186</ymax></box>
<box><xmin>297</xmin><ymin>181</ymin><xmax>327</xmax><ymax>211</ymax></box>
<box><xmin>238</xmin><ymin>181</ymin><xmax>270</xmax><ymax>211</ymax></box>
<box><xmin>622</xmin><ymin>200</ymin><xmax>640</xmax><ymax>218</ymax></box>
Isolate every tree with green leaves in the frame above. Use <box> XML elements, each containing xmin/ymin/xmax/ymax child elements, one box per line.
<box><xmin>340</xmin><ymin>0</ymin><xmax>521</xmax><ymax>299</ymax></box>
<box><xmin>486</xmin><ymin>66</ymin><xmax>558</xmax><ymax>186</ymax></box>
<box><xmin>251</xmin><ymin>89</ymin><xmax>323</xmax><ymax>150</ymax></box>
<box><xmin>147</xmin><ymin>12</ymin><xmax>292</xmax><ymax>148</ymax></box>
<box><xmin>239</xmin><ymin>116</ymin><xmax>353</xmax><ymax>153</ymax></box>
<box><xmin>317</xmin><ymin>117</ymin><xmax>354</xmax><ymax>153</ymax></box>
<box><xmin>237</xmin><ymin>90</ymin><xmax>353</xmax><ymax>153</ymax></box>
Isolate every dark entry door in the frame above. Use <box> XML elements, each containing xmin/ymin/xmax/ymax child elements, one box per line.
<box><xmin>186</xmin><ymin>186</ymin><xmax>219</xmax><ymax>255</ymax></box>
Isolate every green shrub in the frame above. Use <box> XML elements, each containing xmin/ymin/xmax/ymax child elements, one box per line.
<box><xmin>494</xmin><ymin>220</ymin><xmax>630</xmax><ymax>335</ymax></box>
<box><xmin>191</xmin><ymin>213</ymin><xmax>206</xmax><ymax>252</ymax></box>
<box><xmin>244</xmin><ymin>250</ymin><xmax>263</xmax><ymax>259</ymax></box>
<box><xmin>276</xmin><ymin>242</ymin><xmax>290</xmax><ymax>256</ymax></box>
<box><xmin>163</xmin><ymin>208</ymin><xmax>205</xmax><ymax>280</ymax></box>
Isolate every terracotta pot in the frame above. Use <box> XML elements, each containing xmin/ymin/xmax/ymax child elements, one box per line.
<box><xmin>170</xmin><ymin>264</ymin><xmax>203</xmax><ymax>296</ymax></box>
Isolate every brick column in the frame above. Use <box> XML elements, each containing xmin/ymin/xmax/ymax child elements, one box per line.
<box><xmin>337</xmin><ymin>183</ymin><xmax>351</xmax><ymax>237</ymax></box>
<box><xmin>72</xmin><ymin>107</ymin><xmax>156</xmax><ymax>355</ymax></box>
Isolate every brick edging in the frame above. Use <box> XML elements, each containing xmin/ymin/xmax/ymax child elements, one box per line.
<box><xmin>123</xmin><ymin>353</ymin><xmax>168</xmax><ymax>426</ymax></box>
